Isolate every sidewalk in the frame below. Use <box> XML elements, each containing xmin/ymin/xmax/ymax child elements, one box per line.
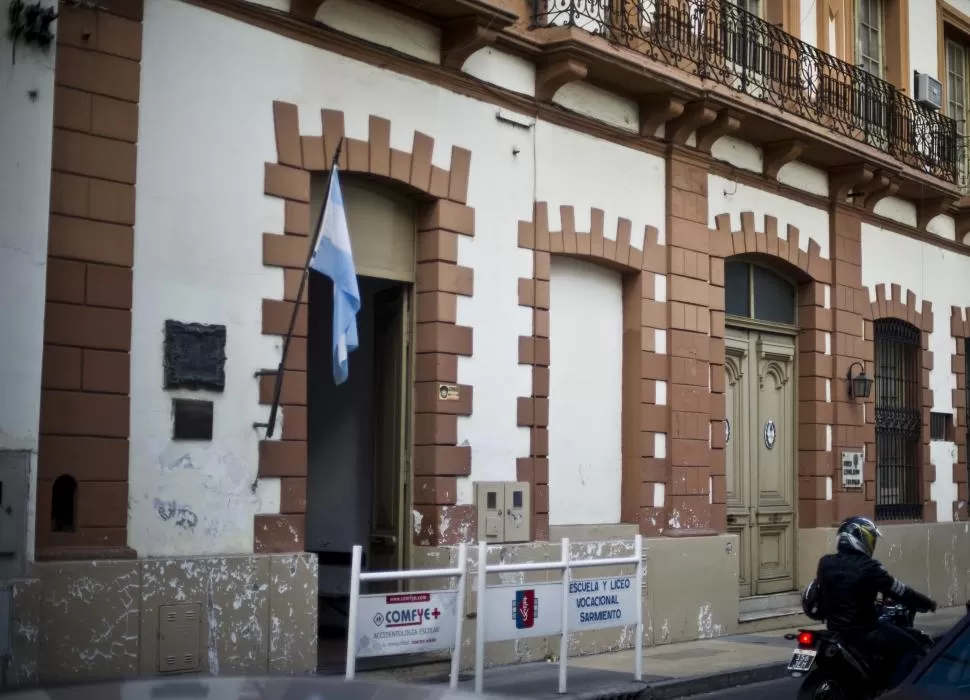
<box><xmin>376</xmin><ymin>605</ymin><xmax>966</xmax><ymax>700</ymax></box>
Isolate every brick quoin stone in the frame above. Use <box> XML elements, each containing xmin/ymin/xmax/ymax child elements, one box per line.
<box><xmin>516</xmin><ymin>204</ymin><xmax>664</xmax><ymax>539</ymax></box>
<box><xmin>951</xmin><ymin>307</ymin><xmax>970</xmax><ymax>521</ymax></box>
<box><xmin>258</xmin><ymin>104</ymin><xmax>476</xmax><ymax>552</ymax></box>
<box><xmin>36</xmin><ymin>0</ymin><xmax>145</xmax><ymax>561</ymax></box>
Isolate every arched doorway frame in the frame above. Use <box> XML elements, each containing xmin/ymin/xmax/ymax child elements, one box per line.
<box><xmin>256</xmin><ymin>102</ymin><xmax>478</xmax><ymax>553</ymax></box>
<box><xmin>710</xmin><ymin>212</ymin><xmax>834</xmax><ymax>552</ymax></box>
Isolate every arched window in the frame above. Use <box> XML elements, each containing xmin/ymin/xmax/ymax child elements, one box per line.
<box><xmin>874</xmin><ymin>319</ymin><xmax>922</xmax><ymax>521</ymax></box>
<box><xmin>51</xmin><ymin>475</ymin><xmax>77</xmax><ymax>532</ymax></box>
<box><xmin>724</xmin><ymin>260</ymin><xmax>796</xmax><ymax>326</ymax></box>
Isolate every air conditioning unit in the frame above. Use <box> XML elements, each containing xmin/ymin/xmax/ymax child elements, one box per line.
<box><xmin>914</xmin><ymin>71</ymin><xmax>943</xmax><ymax>111</ymax></box>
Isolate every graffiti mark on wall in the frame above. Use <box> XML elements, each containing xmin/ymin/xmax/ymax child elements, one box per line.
<box><xmin>153</xmin><ymin>498</ymin><xmax>199</xmax><ymax>530</ymax></box>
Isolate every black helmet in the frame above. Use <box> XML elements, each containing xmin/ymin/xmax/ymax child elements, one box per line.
<box><xmin>801</xmin><ymin>578</ymin><xmax>825</xmax><ymax>622</ymax></box>
<box><xmin>836</xmin><ymin>516</ymin><xmax>882</xmax><ymax>557</ymax></box>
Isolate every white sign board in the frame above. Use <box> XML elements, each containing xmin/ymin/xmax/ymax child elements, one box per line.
<box><xmin>568</xmin><ymin>576</ymin><xmax>638</xmax><ymax>631</ymax></box>
<box><xmin>355</xmin><ymin>590</ymin><xmax>459</xmax><ymax>657</ymax></box>
<box><xmin>841</xmin><ymin>450</ymin><xmax>864</xmax><ymax>489</ymax></box>
<box><xmin>484</xmin><ymin>581</ymin><xmax>563</xmax><ymax>642</ymax></box>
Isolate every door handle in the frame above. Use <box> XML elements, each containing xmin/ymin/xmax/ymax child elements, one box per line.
<box><xmin>371</xmin><ymin>534</ymin><xmax>398</xmax><ymax>546</ymax></box>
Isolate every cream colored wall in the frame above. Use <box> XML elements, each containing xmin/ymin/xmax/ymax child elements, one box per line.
<box><xmin>798</xmin><ymin>522</ymin><xmax>970</xmax><ymax>607</ymax></box>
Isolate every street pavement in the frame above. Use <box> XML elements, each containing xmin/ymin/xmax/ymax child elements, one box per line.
<box><xmin>358</xmin><ymin>606</ymin><xmax>966</xmax><ymax>699</ymax></box>
<box><xmin>688</xmin><ymin>677</ymin><xmax>800</xmax><ymax>699</ymax></box>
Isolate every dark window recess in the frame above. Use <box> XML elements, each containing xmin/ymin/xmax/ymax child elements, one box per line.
<box><xmin>930</xmin><ymin>412</ymin><xmax>954</xmax><ymax>442</ymax></box>
<box><xmin>51</xmin><ymin>474</ymin><xmax>77</xmax><ymax>533</ymax></box>
<box><xmin>725</xmin><ymin>261</ymin><xmax>751</xmax><ymax>317</ymax></box>
<box><xmin>163</xmin><ymin>320</ymin><xmax>227</xmax><ymax>392</ymax></box>
<box><xmin>486</xmin><ymin>491</ymin><xmax>497</xmax><ymax>509</ymax></box>
<box><xmin>752</xmin><ymin>264</ymin><xmax>796</xmax><ymax>325</ymax></box>
<box><xmin>874</xmin><ymin>319</ymin><xmax>922</xmax><ymax>522</ymax></box>
<box><xmin>725</xmin><ymin>260</ymin><xmax>796</xmax><ymax>325</ymax></box>
<box><xmin>172</xmin><ymin>399</ymin><xmax>214</xmax><ymax>441</ymax></box>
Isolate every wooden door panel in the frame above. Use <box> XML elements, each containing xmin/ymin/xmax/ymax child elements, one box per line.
<box><xmin>725</xmin><ymin>327</ymin><xmax>753</xmax><ymax>597</ymax></box>
<box><xmin>753</xmin><ymin>332</ymin><xmax>796</xmax><ymax>595</ymax></box>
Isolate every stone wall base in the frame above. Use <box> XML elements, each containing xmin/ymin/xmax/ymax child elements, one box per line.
<box><xmin>5</xmin><ymin>553</ymin><xmax>317</xmax><ymax>689</ymax></box>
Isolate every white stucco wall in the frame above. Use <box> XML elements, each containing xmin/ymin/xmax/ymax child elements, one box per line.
<box><xmin>799</xmin><ymin>0</ymin><xmax>818</xmax><ymax>47</ymax></box>
<box><xmin>861</xmin><ymin>224</ymin><xmax>970</xmax><ymax>521</ymax></box>
<box><xmin>548</xmin><ymin>258</ymin><xmax>623</xmax><ymax>526</ymax></box>
<box><xmin>139</xmin><ymin>0</ymin><xmax>660</xmax><ymax>552</ymax></box>
<box><xmin>909</xmin><ymin>0</ymin><xmax>942</xmax><ymax>91</ymax></box>
<box><xmin>316</xmin><ymin>0</ymin><xmax>440</xmax><ymax>63</ymax></box>
<box><xmin>708</xmin><ymin>176</ymin><xmax>830</xmax><ymax>259</ymax></box>
<box><xmin>0</xmin><ymin>3</ymin><xmax>57</xmax><ymax>562</ymax></box>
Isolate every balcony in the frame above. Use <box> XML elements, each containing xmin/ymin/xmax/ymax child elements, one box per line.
<box><xmin>532</xmin><ymin>0</ymin><xmax>960</xmax><ymax>187</ymax></box>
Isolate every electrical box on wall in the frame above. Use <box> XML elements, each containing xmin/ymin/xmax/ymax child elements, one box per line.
<box><xmin>158</xmin><ymin>602</ymin><xmax>202</xmax><ymax>674</ymax></box>
<box><xmin>474</xmin><ymin>482</ymin><xmax>530</xmax><ymax>544</ymax></box>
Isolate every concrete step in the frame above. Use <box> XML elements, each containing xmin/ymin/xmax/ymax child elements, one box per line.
<box><xmin>737</xmin><ymin>591</ymin><xmax>807</xmax><ymax>633</ymax></box>
<box><xmin>738</xmin><ymin>591</ymin><xmax>801</xmax><ymax>616</ymax></box>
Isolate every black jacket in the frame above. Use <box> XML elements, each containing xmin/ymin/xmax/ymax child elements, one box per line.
<box><xmin>816</xmin><ymin>547</ymin><xmax>935</xmax><ymax>635</ymax></box>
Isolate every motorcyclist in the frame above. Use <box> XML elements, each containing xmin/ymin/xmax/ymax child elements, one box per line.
<box><xmin>811</xmin><ymin>516</ymin><xmax>937</xmax><ymax>690</ymax></box>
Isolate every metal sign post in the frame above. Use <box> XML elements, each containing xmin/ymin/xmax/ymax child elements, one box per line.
<box><xmin>474</xmin><ymin>534</ymin><xmax>645</xmax><ymax>694</ymax></box>
<box><xmin>346</xmin><ymin>542</ymin><xmax>468</xmax><ymax>689</ymax></box>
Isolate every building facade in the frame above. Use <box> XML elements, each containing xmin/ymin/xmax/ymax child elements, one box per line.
<box><xmin>3</xmin><ymin>0</ymin><xmax>970</xmax><ymax>685</ymax></box>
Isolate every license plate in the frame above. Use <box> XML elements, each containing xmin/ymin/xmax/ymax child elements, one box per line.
<box><xmin>787</xmin><ymin>649</ymin><xmax>817</xmax><ymax>672</ymax></box>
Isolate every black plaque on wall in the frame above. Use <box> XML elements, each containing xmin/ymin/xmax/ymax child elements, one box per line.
<box><xmin>172</xmin><ymin>398</ymin><xmax>214</xmax><ymax>441</ymax></box>
<box><xmin>163</xmin><ymin>320</ymin><xmax>227</xmax><ymax>391</ymax></box>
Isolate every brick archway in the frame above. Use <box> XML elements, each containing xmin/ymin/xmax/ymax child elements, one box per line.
<box><xmin>256</xmin><ymin>102</ymin><xmax>478</xmax><ymax>552</ymax></box>
<box><xmin>865</xmin><ymin>284</ymin><xmax>935</xmax><ymax>522</ymax></box>
<box><xmin>709</xmin><ymin>212</ymin><xmax>834</xmax><ymax>531</ymax></box>
<box><xmin>516</xmin><ymin>203</ymin><xmax>664</xmax><ymax>539</ymax></box>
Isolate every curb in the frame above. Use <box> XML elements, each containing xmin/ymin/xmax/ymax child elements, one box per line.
<box><xmin>635</xmin><ymin>662</ymin><xmax>789</xmax><ymax>699</ymax></box>
<box><xmin>527</xmin><ymin>663</ymin><xmax>790</xmax><ymax>700</ymax></box>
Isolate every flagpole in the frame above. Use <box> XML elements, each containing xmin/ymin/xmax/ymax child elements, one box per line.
<box><xmin>257</xmin><ymin>137</ymin><xmax>345</xmax><ymax>438</ymax></box>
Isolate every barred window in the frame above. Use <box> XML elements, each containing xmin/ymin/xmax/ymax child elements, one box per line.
<box><xmin>874</xmin><ymin>319</ymin><xmax>922</xmax><ymax>521</ymax></box>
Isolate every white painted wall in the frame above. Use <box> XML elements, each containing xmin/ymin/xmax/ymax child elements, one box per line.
<box><xmin>316</xmin><ymin>0</ymin><xmax>440</xmax><ymax>64</ymax></box>
<box><xmin>0</xmin><ymin>2</ymin><xmax>57</xmax><ymax>563</ymax></box>
<box><xmin>799</xmin><ymin>0</ymin><xmax>818</xmax><ymax>47</ymax></box>
<box><xmin>708</xmin><ymin>176</ymin><xmax>831</xmax><ymax>259</ymax></box>
<box><xmin>536</xmin><ymin>122</ymin><xmax>665</xmax><ymax>246</ymax></box>
<box><xmin>552</xmin><ymin>82</ymin><xmax>639</xmax><ymax>133</ymax></box>
<box><xmin>909</xmin><ymin>0</ymin><xmax>942</xmax><ymax>90</ymax></box>
<box><xmin>133</xmin><ymin>0</ymin><xmax>558</xmax><ymax>551</ymax></box>
<box><xmin>548</xmin><ymin>258</ymin><xmax>623</xmax><ymax>526</ymax></box>
<box><xmin>463</xmin><ymin>48</ymin><xmax>536</xmax><ymax>96</ymax></box>
<box><xmin>861</xmin><ymin>224</ymin><xmax>970</xmax><ymax>521</ymax></box>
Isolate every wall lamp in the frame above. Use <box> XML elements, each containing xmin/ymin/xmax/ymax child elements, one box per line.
<box><xmin>847</xmin><ymin>361</ymin><xmax>873</xmax><ymax>400</ymax></box>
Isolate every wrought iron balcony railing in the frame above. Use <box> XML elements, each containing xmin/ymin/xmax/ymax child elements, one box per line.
<box><xmin>534</xmin><ymin>0</ymin><xmax>960</xmax><ymax>184</ymax></box>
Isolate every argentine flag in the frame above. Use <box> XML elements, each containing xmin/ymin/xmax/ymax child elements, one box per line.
<box><xmin>309</xmin><ymin>167</ymin><xmax>360</xmax><ymax>385</ymax></box>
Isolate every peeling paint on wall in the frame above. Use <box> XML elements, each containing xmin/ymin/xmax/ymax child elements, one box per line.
<box><xmin>697</xmin><ymin>603</ymin><xmax>724</xmax><ymax>640</ymax></box>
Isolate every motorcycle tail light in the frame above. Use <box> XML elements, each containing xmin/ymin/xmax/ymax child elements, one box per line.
<box><xmin>797</xmin><ymin>632</ymin><xmax>815</xmax><ymax>647</ymax></box>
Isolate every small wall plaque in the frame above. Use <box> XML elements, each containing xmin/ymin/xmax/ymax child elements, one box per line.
<box><xmin>841</xmin><ymin>450</ymin><xmax>864</xmax><ymax>489</ymax></box>
<box><xmin>172</xmin><ymin>399</ymin><xmax>214</xmax><ymax>441</ymax></box>
<box><xmin>438</xmin><ymin>383</ymin><xmax>460</xmax><ymax>401</ymax></box>
<box><xmin>163</xmin><ymin>320</ymin><xmax>227</xmax><ymax>391</ymax></box>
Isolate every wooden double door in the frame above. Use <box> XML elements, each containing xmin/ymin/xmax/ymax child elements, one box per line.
<box><xmin>724</xmin><ymin>327</ymin><xmax>796</xmax><ymax>597</ymax></box>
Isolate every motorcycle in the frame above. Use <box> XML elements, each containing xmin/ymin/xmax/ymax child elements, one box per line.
<box><xmin>784</xmin><ymin>597</ymin><xmax>935</xmax><ymax>699</ymax></box>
